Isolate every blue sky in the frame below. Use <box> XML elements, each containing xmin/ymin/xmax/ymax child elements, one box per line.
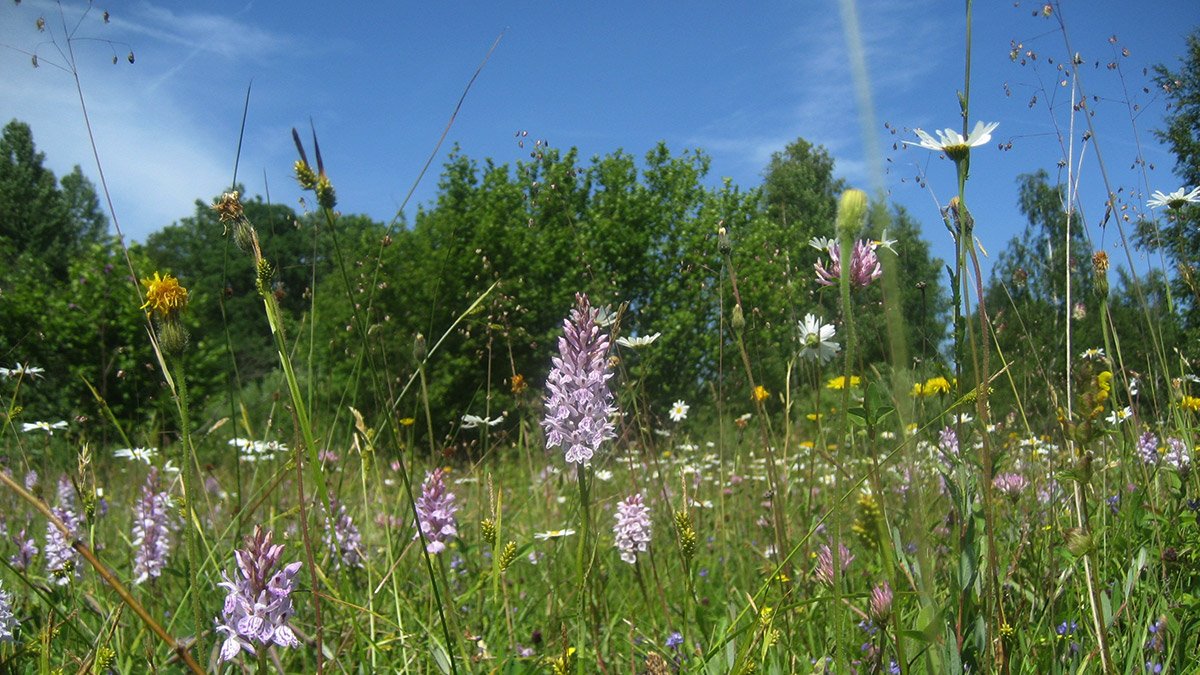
<box><xmin>2</xmin><ymin>1</ymin><xmax>1197</xmax><ymax>278</ymax></box>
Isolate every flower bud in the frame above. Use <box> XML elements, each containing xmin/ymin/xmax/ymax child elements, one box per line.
<box><xmin>732</xmin><ymin>303</ymin><xmax>745</xmax><ymax>332</ymax></box>
<box><xmin>158</xmin><ymin>319</ymin><xmax>190</xmax><ymax>356</ymax></box>
<box><xmin>413</xmin><ymin>333</ymin><xmax>427</xmax><ymax>362</ymax></box>
<box><xmin>835</xmin><ymin>189</ymin><xmax>869</xmax><ymax>243</ymax></box>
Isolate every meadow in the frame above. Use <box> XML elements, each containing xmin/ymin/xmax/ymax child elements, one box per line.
<box><xmin>2</xmin><ymin>4</ymin><xmax>1200</xmax><ymax>675</ymax></box>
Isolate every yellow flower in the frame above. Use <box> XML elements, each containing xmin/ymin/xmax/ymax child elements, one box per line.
<box><xmin>910</xmin><ymin>382</ymin><xmax>923</xmax><ymax>397</ymax></box>
<box><xmin>920</xmin><ymin>376</ymin><xmax>951</xmax><ymax>396</ymax></box>
<box><xmin>140</xmin><ymin>272</ymin><xmax>188</xmax><ymax>318</ymax></box>
<box><xmin>399</xmin><ymin>417</ymin><xmax>416</xmax><ymax>426</ymax></box>
<box><xmin>510</xmin><ymin>374</ymin><xmax>527</xmax><ymax>395</ymax></box>
<box><xmin>826</xmin><ymin>375</ymin><xmax>861</xmax><ymax>390</ymax></box>
<box><xmin>806</xmin><ymin>412</ymin><xmax>822</xmax><ymax>422</ymax></box>
<box><xmin>1093</xmin><ymin>370</ymin><xmax>1114</xmax><ymax>408</ymax></box>
<box><xmin>753</xmin><ymin>385</ymin><xmax>770</xmax><ymax>402</ymax></box>
<box><xmin>1180</xmin><ymin>395</ymin><xmax>1200</xmax><ymax>412</ymax></box>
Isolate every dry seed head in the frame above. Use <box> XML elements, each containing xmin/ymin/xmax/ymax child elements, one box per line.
<box><xmin>211</xmin><ymin>191</ymin><xmax>244</xmax><ymax>223</ymax></box>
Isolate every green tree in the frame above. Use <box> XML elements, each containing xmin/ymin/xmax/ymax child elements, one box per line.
<box><xmin>0</xmin><ymin>120</ymin><xmax>159</xmax><ymax>430</ymax></box>
<box><xmin>0</xmin><ymin>119</ymin><xmax>73</xmax><ymax>272</ymax></box>
<box><xmin>1143</xmin><ymin>28</ymin><xmax>1200</xmax><ymax>338</ymax></box>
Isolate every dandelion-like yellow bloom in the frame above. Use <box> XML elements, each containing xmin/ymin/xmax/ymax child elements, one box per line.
<box><xmin>753</xmin><ymin>385</ymin><xmax>770</xmax><ymax>402</ymax></box>
<box><xmin>399</xmin><ymin>417</ymin><xmax>416</xmax><ymax>426</ymax></box>
<box><xmin>140</xmin><ymin>272</ymin><xmax>188</xmax><ymax>318</ymax></box>
<box><xmin>921</xmin><ymin>372</ymin><xmax>950</xmax><ymax>393</ymax></box>
<box><xmin>826</xmin><ymin>375</ymin><xmax>861</xmax><ymax>390</ymax></box>
<box><xmin>1180</xmin><ymin>395</ymin><xmax>1200</xmax><ymax>412</ymax></box>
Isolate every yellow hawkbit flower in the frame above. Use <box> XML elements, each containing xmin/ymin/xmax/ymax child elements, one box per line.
<box><xmin>912</xmin><ymin>376</ymin><xmax>951</xmax><ymax>397</ymax></box>
<box><xmin>753</xmin><ymin>385</ymin><xmax>770</xmax><ymax>402</ymax></box>
<box><xmin>399</xmin><ymin>417</ymin><xmax>416</xmax><ymax>426</ymax></box>
<box><xmin>1179</xmin><ymin>395</ymin><xmax>1200</xmax><ymax>412</ymax></box>
<box><xmin>826</xmin><ymin>375</ymin><xmax>861</xmax><ymax>390</ymax></box>
<box><xmin>140</xmin><ymin>272</ymin><xmax>189</xmax><ymax>319</ymax></box>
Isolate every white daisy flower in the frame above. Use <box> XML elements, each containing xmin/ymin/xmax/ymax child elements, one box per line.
<box><xmin>534</xmin><ymin>529</ymin><xmax>576</xmax><ymax>541</ymax></box>
<box><xmin>113</xmin><ymin>447</ymin><xmax>158</xmax><ymax>464</ymax></box>
<box><xmin>668</xmin><ymin>400</ymin><xmax>689</xmax><ymax>422</ymax></box>
<box><xmin>905</xmin><ymin>121</ymin><xmax>999</xmax><ymax>160</ymax></box>
<box><xmin>872</xmin><ymin>229</ymin><xmax>899</xmax><ymax>255</ymax></box>
<box><xmin>1079</xmin><ymin>347</ymin><xmax>1106</xmax><ymax>361</ymax></box>
<box><xmin>616</xmin><ymin>333</ymin><xmax>661</xmax><ymax>349</ymax></box>
<box><xmin>461</xmin><ymin>413</ymin><xmax>504</xmax><ymax>429</ymax></box>
<box><xmin>1147</xmin><ymin>186</ymin><xmax>1200</xmax><ymax>209</ymax></box>
<box><xmin>0</xmin><ymin>363</ymin><xmax>45</xmax><ymax>379</ymax></box>
<box><xmin>797</xmin><ymin>314</ymin><xmax>839</xmax><ymax>364</ymax></box>
<box><xmin>1105</xmin><ymin>406</ymin><xmax>1133</xmax><ymax>425</ymax></box>
<box><xmin>21</xmin><ymin>420</ymin><xmax>67</xmax><ymax>435</ymax></box>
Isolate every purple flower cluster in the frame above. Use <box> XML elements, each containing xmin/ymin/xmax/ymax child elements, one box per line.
<box><xmin>131</xmin><ymin>468</ymin><xmax>174</xmax><ymax>585</ymax></box>
<box><xmin>325</xmin><ymin>498</ymin><xmax>364</xmax><ymax>569</ymax></box>
<box><xmin>45</xmin><ymin>476</ymin><xmax>82</xmax><ymax>585</ymax></box>
<box><xmin>415</xmin><ymin>468</ymin><xmax>458</xmax><ymax>554</ymax></box>
<box><xmin>992</xmin><ymin>472</ymin><xmax>1029</xmax><ymax>499</ymax></box>
<box><xmin>542</xmin><ymin>293</ymin><xmax>618</xmax><ymax>466</ymax></box>
<box><xmin>1163</xmin><ymin>437</ymin><xmax>1191</xmax><ymax>473</ymax></box>
<box><xmin>869</xmin><ymin>580</ymin><xmax>893</xmax><ymax>622</ymax></box>
<box><xmin>612</xmin><ymin>493</ymin><xmax>652</xmax><ymax>564</ymax></box>
<box><xmin>215</xmin><ymin>526</ymin><xmax>303</xmax><ymax>663</ymax></box>
<box><xmin>814</xmin><ymin>240</ymin><xmax>882</xmax><ymax>288</ymax></box>
<box><xmin>938</xmin><ymin>426</ymin><xmax>959</xmax><ymax>457</ymax></box>
<box><xmin>0</xmin><ymin>578</ymin><xmax>14</xmax><ymax>643</ymax></box>
<box><xmin>1137</xmin><ymin>431</ymin><xmax>1160</xmax><ymax>465</ymax></box>
<box><xmin>815</xmin><ymin>542</ymin><xmax>855</xmax><ymax>586</ymax></box>
<box><xmin>8</xmin><ymin>523</ymin><xmax>37</xmax><ymax>571</ymax></box>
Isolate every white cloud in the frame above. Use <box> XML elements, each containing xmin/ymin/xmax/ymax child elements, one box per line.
<box><xmin>689</xmin><ymin>0</ymin><xmax>947</xmax><ymax>187</ymax></box>
<box><xmin>0</xmin><ymin>1</ymin><xmax>292</xmax><ymax>241</ymax></box>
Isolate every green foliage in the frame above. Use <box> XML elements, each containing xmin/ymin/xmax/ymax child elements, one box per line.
<box><xmin>0</xmin><ymin>120</ymin><xmax>161</xmax><ymax>427</ymax></box>
<box><xmin>1144</xmin><ymin>29</ymin><xmax>1200</xmax><ymax>341</ymax></box>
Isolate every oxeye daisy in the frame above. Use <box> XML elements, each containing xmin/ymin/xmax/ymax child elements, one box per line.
<box><xmin>797</xmin><ymin>314</ymin><xmax>839</xmax><ymax>364</ymax></box>
<box><xmin>1147</xmin><ymin>186</ymin><xmax>1200</xmax><ymax>209</ymax></box>
<box><xmin>668</xmin><ymin>400</ymin><xmax>689</xmax><ymax>422</ymax></box>
<box><xmin>905</xmin><ymin>120</ymin><xmax>998</xmax><ymax>161</ymax></box>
